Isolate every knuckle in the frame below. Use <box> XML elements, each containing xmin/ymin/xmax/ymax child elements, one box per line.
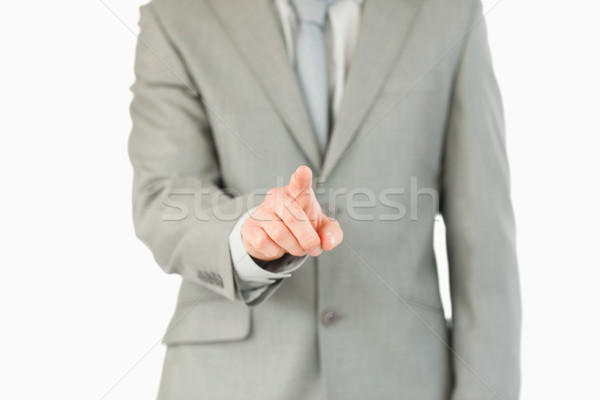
<box><xmin>254</xmin><ymin>212</ymin><xmax>273</xmax><ymax>225</ymax></box>
<box><xmin>284</xmin><ymin>200</ymin><xmax>302</xmax><ymax>216</ymax></box>
<box><xmin>282</xmin><ymin>210</ymin><xmax>300</xmax><ymax>227</ymax></box>
<box><xmin>270</xmin><ymin>187</ymin><xmax>283</xmax><ymax>197</ymax></box>
<box><xmin>249</xmin><ymin>208</ymin><xmax>266</xmax><ymax>223</ymax></box>
<box><xmin>270</xmin><ymin>226</ymin><xmax>287</xmax><ymax>242</ymax></box>
<box><xmin>264</xmin><ymin>189</ymin><xmax>280</xmax><ymax>206</ymax></box>
<box><xmin>241</xmin><ymin>219</ymin><xmax>252</xmax><ymax>232</ymax></box>
<box><xmin>253</xmin><ymin>233</ymin><xmax>269</xmax><ymax>251</ymax></box>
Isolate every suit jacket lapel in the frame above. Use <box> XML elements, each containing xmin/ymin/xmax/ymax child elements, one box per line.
<box><xmin>206</xmin><ymin>0</ymin><xmax>322</xmax><ymax>171</ymax></box>
<box><xmin>322</xmin><ymin>0</ymin><xmax>423</xmax><ymax>178</ymax></box>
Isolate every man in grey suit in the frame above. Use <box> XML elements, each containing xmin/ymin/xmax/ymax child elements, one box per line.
<box><xmin>128</xmin><ymin>0</ymin><xmax>521</xmax><ymax>399</ymax></box>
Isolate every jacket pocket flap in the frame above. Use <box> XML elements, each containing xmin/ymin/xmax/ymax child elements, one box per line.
<box><xmin>162</xmin><ymin>300</ymin><xmax>251</xmax><ymax>345</ymax></box>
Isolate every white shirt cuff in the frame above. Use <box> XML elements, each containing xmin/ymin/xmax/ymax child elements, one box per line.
<box><xmin>229</xmin><ymin>207</ymin><xmax>308</xmax><ymax>292</ymax></box>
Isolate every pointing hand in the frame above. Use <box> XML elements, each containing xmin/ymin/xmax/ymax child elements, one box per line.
<box><xmin>241</xmin><ymin>166</ymin><xmax>344</xmax><ymax>261</ymax></box>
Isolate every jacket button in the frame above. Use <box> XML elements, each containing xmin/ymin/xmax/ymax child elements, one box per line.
<box><xmin>321</xmin><ymin>310</ymin><xmax>339</xmax><ymax>326</ymax></box>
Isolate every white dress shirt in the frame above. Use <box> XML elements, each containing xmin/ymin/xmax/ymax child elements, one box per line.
<box><xmin>229</xmin><ymin>0</ymin><xmax>363</xmax><ymax>303</ymax></box>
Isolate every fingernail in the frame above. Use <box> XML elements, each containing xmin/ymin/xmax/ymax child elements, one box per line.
<box><xmin>326</xmin><ymin>232</ymin><xmax>337</xmax><ymax>247</ymax></box>
<box><xmin>310</xmin><ymin>248</ymin><xmax>323</xmax><ymax>257</ymax></box>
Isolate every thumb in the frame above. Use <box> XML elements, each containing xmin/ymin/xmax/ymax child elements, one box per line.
<box><xmin>318</xmin><ymin>216</ymin><xmax>343</xmax><ymax>251</ymax></box>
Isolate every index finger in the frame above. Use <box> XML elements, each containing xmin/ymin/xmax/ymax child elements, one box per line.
<box><xmin>286</xmin><ymin>165</ymin><xmax>313</xmax><ymax>200</ymax></box>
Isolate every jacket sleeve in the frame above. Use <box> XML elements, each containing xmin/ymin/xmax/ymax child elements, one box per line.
<box><xmin>128</xmin><ymin>3</ymin><xmax>281</xmax><ymax>305</ymax></box>
<box><xmin>441</xmin><ymin>2</ymin><xmax>522</xmax><ymax>399</ymax></box>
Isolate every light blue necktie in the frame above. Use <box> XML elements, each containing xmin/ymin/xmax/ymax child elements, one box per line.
<box><xmin>291</xmin><ymin>0</ymin><xmax>336</xmax><ymax>155</ymax></box>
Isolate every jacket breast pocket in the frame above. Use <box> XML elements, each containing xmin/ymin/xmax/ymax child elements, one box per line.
<box><xmin>380</xmin><ymin>68</ymin><xmax>447</xmax><ymax>97</ymax></box>
<box><xmin>162</xmin><ymin>282</ymin><xmax>252</xmax><ymax>345</ymax></box>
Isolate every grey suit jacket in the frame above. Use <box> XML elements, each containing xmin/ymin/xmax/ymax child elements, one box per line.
<box><xmin>128</xmin><ymin>0</ymin><xmax>521</xmax><ymax>399</ymax></box>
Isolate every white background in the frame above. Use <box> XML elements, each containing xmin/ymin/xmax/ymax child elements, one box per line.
<box><xmin>1</xmin><ymin>0</ymin><xmax>598</xmax><ymax>399</ymax></box>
